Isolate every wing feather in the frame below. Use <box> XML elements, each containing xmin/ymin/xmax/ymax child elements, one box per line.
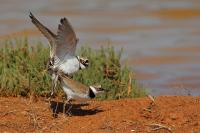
<box><xmin>55</xmin><ymin>18</ymin><xmax>78</xmax><ymax>61</ymax></box>
<box><xmin>29</xmin><ymin>12</ymin><xmax>56</xmax><ymax>58</ymax></box>
<box><xmin>60</xmin><ymin>74</ymin><xmax>88</xmax><ymax>94</ymax></box>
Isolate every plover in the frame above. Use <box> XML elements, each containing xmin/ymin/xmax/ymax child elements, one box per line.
<box><xmin>57</xmin><ymin>72</ymin><xmax>104</xmax><ymax>115</ymax></box>
<box><xmin>29</xmin><ymin>12</ymin><xmax>89</xmax><ymax>96</ymax></box>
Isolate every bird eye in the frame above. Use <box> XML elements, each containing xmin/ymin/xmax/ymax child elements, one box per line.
<box><xmin>50</xmin><ymin>60</ymin><xmax>53</xmax><ymax>66</ymax></box>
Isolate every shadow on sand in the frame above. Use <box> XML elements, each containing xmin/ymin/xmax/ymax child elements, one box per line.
<box><xmin>49</xmin><ymin>101</ymin><xmax>103</xmax><ymax>117</ymax></box>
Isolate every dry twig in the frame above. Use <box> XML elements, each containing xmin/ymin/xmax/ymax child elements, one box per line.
<box><xmin>148</xmin><ymin>95</ymin><xmax>155</xmax><ymax>104</ymax></box>
<box><xmin>1</xmin><ymin>110</ymin><xmax>18</xmax><ymax>117</ymax></box>
<box><xmin>127</xmin><ymin>72</ymin><xmax>132</xmax><ymax>96</ymax></box>
<box><xmin>143</xmin><ymin>108</ymin><xmax>152</xmax><ymax>113</ymax></box>
<box><xmin>147</xmin><ymin>123</ymin><xmax>173</xmax><ymax>133</ymax></box>
<box><xmin>25</xmin><ymin>107</ymin><xmax>42</xmax><ymax>131</ymax></box>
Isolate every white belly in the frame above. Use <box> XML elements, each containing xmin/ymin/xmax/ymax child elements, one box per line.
<box><xmin>57</xmin><ymin>58</ymin><xmax>80</xmax><ymax>75</ymax></box>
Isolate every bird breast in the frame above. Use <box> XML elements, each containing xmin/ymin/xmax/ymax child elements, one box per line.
<box><xmin>58</xmin><ymin>58</ymin><xmax>80</xmax><ymax>75</ymax></box>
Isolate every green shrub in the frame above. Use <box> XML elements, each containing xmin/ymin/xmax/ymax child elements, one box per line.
<box><xmin>0</xmin><ymin>38</ymin><xmax>146</xmax><ymax>99</ymax></box>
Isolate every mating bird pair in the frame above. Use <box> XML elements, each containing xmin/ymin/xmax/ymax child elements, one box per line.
<box><xmin>29</xmin><ymin>12</ymin><xmax>104</xmax><ymax>114</ymax></box>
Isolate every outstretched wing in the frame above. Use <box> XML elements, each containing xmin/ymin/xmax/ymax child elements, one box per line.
<box><xmin>29</xmin><ymin>12</ymin><xmax>56</xmax><ymax>58</ymax></box>
<box><xmin>56</xmin><ymin>18</ymin><xmax>78</xmax><ymax>61</ymax></box>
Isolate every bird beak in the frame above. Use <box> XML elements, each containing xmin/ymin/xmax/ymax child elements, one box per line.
<box><xmin>84</xmin><ymin>60</ymin><xmax>89</xmax><ymax>67</ymax></box>
<box><xmin>97</xmin><ymin>87</ymin><xmax>104</xmax><ymax>92</ymax></box>
<box><xmin>79</xmin><ymin>57</ymin><xmax>89</xmax><ymax>68</ymax></box>
<box><xmin>94</xmin><ymin>85</ymin><xmax>104</xmax><ymax>92</ymax></box>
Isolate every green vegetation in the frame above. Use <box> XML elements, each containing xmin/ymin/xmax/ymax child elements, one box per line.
<box><xmin>0</xmin><ymin>38</ymin><xmax>146</xmax><ymax>99</ymax></box>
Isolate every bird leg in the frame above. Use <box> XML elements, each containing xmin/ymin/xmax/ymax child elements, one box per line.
<box><xmin>66</xmin><ymin>99</ymin><xmax>73</xmax><ymax>116</ymax></box>
<box><xmin>63</xmin><ymin>99</ymin><xmax>73</xmax><ymax>116</ymax></box>
<box><xmin>53</xmin><ymin>100</ymin><xmax>59</xmax><ymax>117</ymax></box>
<box><xmin>50</xmin><ymin>74</ymin><xmax>58</xmax><ymax>97</ymax></box>
<box><xmin>47</xmin><ymin>74</ymin><xmax>58</xmax><ymax>109</ymax></box>
<box><xmin>63</xmin><ymin>100</ymin><xmax>66</xmax><ymax>115</ymax></box>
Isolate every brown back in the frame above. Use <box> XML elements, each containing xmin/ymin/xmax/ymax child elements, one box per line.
<box><xmin>61</xmin><ymin>74</ymin><xmax>89</xmax><ymax>94</ymax></box>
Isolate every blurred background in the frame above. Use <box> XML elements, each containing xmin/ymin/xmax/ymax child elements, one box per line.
<box><xmin>0</xmin><ymin>0</ymin><xmax>200</xmax><ymax>95</ymax></box>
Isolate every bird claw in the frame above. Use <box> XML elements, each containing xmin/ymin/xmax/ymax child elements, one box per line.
<box><xmin>66</xmin><ymin>111</ymin><xmax>72</xmax><ymax>117</ymax></box>
<box><xmin>62</xmin><ymin>109</ymin><xmax>72</xmax><ymax>117</ymax></box>
<box><xmin>46</xmin><ymin>97</ymin><xmax>52</xmax><ymax>108</ymax></box>
<box><xmin>50</xmin><ymin>91</ymin><xmax>54</xmax><ymax>97</ymax></box>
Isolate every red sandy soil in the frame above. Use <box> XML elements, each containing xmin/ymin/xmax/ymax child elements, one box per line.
<box><xmin>0</xmin><ymin>96</ymin><xmax>200</xmax><ymax>133</ymax></box>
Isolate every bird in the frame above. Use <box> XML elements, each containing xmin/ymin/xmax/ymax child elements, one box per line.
<box><xmin>57</xmin><ymin>72</ymin><xmax>104</xmax><ymax>115</ymax></box>
<box><xmin>29</xmin><ymin>12</ymin><xmax>89</xmax><ymax>97</ymax></box>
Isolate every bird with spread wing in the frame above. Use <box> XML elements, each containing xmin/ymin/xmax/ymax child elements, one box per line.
<box><xmin>29</xmin><ymin>12</ymin><xmax>89</xmax><ymax>98</ymax></box>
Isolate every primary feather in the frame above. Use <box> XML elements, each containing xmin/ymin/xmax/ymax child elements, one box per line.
<box><xmin>29</xmin><ymin>12</ymin><xmax>78</xmax><ymax>62</ymax></box>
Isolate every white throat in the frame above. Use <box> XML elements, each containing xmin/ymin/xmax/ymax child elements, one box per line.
<box><xmin>76</xmin><ymin>56</ymin><xmax>86</xmax><ymax>69</ymax></box>
<box><xmin>90</xmin><ymin>86</ymin><xmax>97</xmax><ymax>94</ymax></box>
<box><xmin>80</xmin><ymin>63</ymin><xmax>85</xmax><ymax>69</ymax></box>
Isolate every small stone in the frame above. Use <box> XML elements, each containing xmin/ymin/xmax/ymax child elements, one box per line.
<box><xmin>193</xmin><ymin>122</ymin><xmax>199</xmax><ymax>126</ymax></box>
<box><xmin>170</xmin><ymin>114</ymin><xmax>177</xmax><ymax>120</ymax></box>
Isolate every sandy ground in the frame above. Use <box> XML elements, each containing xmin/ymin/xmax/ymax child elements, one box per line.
<box><xmin>0</xmin><ymin>96</ymin><xmax>200</xmax><ymax>133</ymax></box>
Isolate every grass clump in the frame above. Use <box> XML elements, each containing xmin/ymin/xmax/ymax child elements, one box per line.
<box><xmin>0</xmin><ymin>38</ymin><xmax>146</xmax><ymax>99</ymax></box>
<box><xmin>74</xmin><ymin>46</ymin><xmax>146</xmax><ymax>99</ymax></box>
<box><xmin>0</xmin><ymin>38</ymin><xmax>50</xmax><ymax>97</ymax></box>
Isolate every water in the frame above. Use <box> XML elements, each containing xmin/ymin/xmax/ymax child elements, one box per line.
<box><xmin>0</xmin><ymin>0</ymin><xmax>200</xmax><ymax>95</ymax></box>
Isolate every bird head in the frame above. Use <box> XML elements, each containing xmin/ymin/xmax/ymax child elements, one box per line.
<box><xmin>90</xmin><ymin>85</ymin><xmax>104</xmax><ymax>95</ymax></box>
<box><xmin>77</xmin><ymin>56</ymin><xmax>89</xmax><ymax>69</ymax></box>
